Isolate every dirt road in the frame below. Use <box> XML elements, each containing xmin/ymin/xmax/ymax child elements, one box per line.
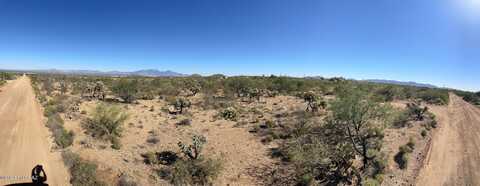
<box><xmin>417</xmin><ymin>94</ymin><xmax>480</xmax><ymax>186</ymax></box>
<box><xmin>0</xmin><ymin>76</ymin><xmax>69</xmax><ymax>185</ymax></box>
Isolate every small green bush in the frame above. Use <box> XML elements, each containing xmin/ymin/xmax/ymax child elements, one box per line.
<box><xmin>393</xmin><ymin>110</ymin><xmax>409</xmax><ymax>128</ymax></box>
<box><xmin>83</xmin><ymin>104</ymin><xmax>128</xmax><ymax>147</ymax></box>
<box><xmin>46</xmin><ymin>114</ymin><xmax>74</xmax><ymax>148</ymax></box>
<box><xmin>395</xmin><ymin>139</ymin><xmax>415</xmax><ymax>169</ymax></box>
<box><xmin>421</xmin><ymin>130</ymin><xmax>427</xmax><ymax>138</ymax></box>
<box><xmin>117</xmin><ymin>174</ymin><xmax>138</xmax><ymax>186</ymax></box>
<box><xmin>221</xmin><ymin>107</ymin><xmax>237</xmax><ymax>121</ymax></box>
<box><xmin>170</xmin><ymin>158</ymin><xmax>222</xmax><ymax>186</ymax></box>
<box><xmin>112</xmin><ymin>79</ymin><xmax>138</xmax><ymax>103</ymax></box>
<box><xmin>62</xmin><ymin>151</ymin><xmax>104</xmax><ymax>186</ymax></box>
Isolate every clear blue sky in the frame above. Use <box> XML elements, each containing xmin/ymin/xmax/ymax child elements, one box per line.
<box><xmin>0</xmin><ymin>0</ymin><xmax>478</xmax><ymax>91</ymax></box>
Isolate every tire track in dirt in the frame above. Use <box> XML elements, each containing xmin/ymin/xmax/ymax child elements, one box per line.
<box><xmin>417</xmin><ymin>94</ymin><xmax>480</xmax><ymax>186</ymax></box>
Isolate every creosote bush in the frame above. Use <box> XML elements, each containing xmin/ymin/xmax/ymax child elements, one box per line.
<box><xmin>47</xmin><ymin>114</ymin><xmax>74</xmax><ymax>148</ymax></box>
<box><xmin>395</xmin><ymin>138</ymin><xmax>415</xmax><ymax>169</ymax></box>
<box><xmin>169</xmin><ymin>135</ymin><xmax>222</xmax><ymax>185</ymax></box>
<box><xmin>112</xmin><ymin>79</ymin><xmax>138</xmax><ymax>103</ymax></box>
<box><xmin>83</xmin><ymin>103</ymin><xmax>128</xmax><ymax>148</ymax></box>
<box><xmin>171</xmin><ymin>157</ymin><xmax>222</xmax><ymax>186</ymax></box>
<box><xmin>62</xmin><ymin>150</ymin><xmax>104</xmax><ymax>186</ymax></box>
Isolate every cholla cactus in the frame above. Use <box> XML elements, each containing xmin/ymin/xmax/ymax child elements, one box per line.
<box><xmin>221</xmin><ymin>107</ymin><xmax>237</xmax><ymax>121</ymax></box>
<box><xmin>247</xmin><ymin>88</ymin><xmax>261</xmax><ymax>102</ymax></box>
<box><xmin>173</xmin><ymin>97</ymin><xmax>191</xmax><ymax>114</ymax></box>
<box><xmin>303</xmin><ymin>91</ymin><xmax>326</xmax><ymax>112</ymax></box>
<box><xmin>178</xmin><ymin>135</ymin><xmax>206</xmax><ymax>160</ymax></box>
<box><xmin>407</xmin><ymin>102</ymin><xmax>429</xmax><ymax>121</ymax></box>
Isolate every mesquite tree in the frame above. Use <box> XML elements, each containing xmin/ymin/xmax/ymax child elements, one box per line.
<box><xmin>326</xmin><ymin>92</ymin><xmax>388</xmax><ymax>170</ymax></box>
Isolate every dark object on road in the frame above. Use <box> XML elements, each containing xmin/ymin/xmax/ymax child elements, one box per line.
<box><xmin>31</xmin><ymin>165</ymin><xmax>47</xmax><ymax>184</ymax></box>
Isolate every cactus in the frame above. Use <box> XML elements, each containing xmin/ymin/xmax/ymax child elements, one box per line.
<box><xmin>303</xmin><ymin>91</ymin><xmax>325</xmax><ymax>112</ymax></box>
<box><xmin>221</xmin><ymin>107</ymin><xmax>237</xmax><ymax>121</ymax></box>
<box><xmin>178</xmin><ymin>135</ymin><xmax>206</xmax><ymax>160</ymax></box>
<box><xmin>173</xmin><ymin>97</ymin><xmax>191</xmax><ymax>114</ymax></box>
<box><xmin>406</xmin><ymin>102</ymin><xmax>428</xmax><ymax>121</ymax></box>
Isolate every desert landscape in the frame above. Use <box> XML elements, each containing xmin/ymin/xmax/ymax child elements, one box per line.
<box><xmin>1</xmin><ymin>72</ymin><xmax>479</xmax><ymax>185</ymax></box>
<box><xmin>1</xmin><ymin>1</ymin><xmax>479</xmax><ymax>185</ymax></box>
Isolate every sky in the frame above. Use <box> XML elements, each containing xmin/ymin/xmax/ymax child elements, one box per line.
<box><xmin>0</xmin><ymin>0</ymin><xmax>478</xmax><ymax>91</ymax></box>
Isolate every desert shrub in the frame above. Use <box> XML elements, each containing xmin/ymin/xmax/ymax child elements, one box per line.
<box><xmin>46</xmin><ymin>114</ymin><xmax>74</xmax><ymax>148</ymax></box>
<box><xmin>302</xmin><ymin>91</ymin><xmax>326</xmax><ymax>112</ymax></box>
<box><xmin>62</xmin><ymin>150</ymin><xmax>104</xmax><ymax>186</ymax></box>
<box><xmin>44</xmin><ymin>105</ymin><xmax>59</xmax><ymax>117</ymax></box>
<box><xmin>375</xmin><ymin>86</ymin><xmax>402</xmax><ymax>102</ymax></box>
<box><xmin>362</xmin><ymin>178</ymin><xmax>381</xmax><ymax>186</ymax></box>
<box><xmin>417</xmin><ymin>89</ymin><xmax>449</xmax><ymax>105</ymax></box>
<box><xmin>184</xmin><ymin>79</ymin><xmax>201</xmax><ymax>96</ymax></box>
<box><xmin>117</xmin><ymin>174</ymin><xmax>137</xmax><ymax>186</ymax></box>
<box><xmin>143</xmin><ymin>152</ymin><xmax>160</xmax><ymax>165</ymax></box>
<box><xmin>111</xmin><ymin>137</ymin><xmax>122</xmax><ymax>150</ymax></box>
<box><xmin>0</xmin><ymin>72</ymin><xmax>15</xmax><ymax>80</ymax></box>
<box><xmin>143</xmin><ymin>151</ymin><xmax>178</xmax><ymax>166</ymax></box>
<box><xmin>83</xmin><ymin>104</ymin><xmax>128</xmax><ymax>146</ymax></box>
<box><xmin>395</xmin><ymin>139</ymin><xmax>415</xmax><ymax>169</ymax></box>
<box><xmin>146</xmin><ymin>136</ymin><xmax>160</xmax><ymax>144</ymax></box>
<box><xmin>221</xmin><ymin>107</ymin><xmax>237</xmax><ymax>121</ymax></box>
<box><xmin>392</xmin><ymin>109</ymin><xmax>410</xmax><ymax>128</ymax></box>
<box><xmin>421</xmin><ymin>130</ymin><xmax>427</xmax><ymax>138</ymax></box>
<box><xmin>429</xmin><ymin>119</ymin><xmax>437</xmax><ymax>128</ymax></box>
<box><xmin>326</xmin><ymin>90</ymin><xmax>389</xmax><ymax>170</ymax></box>
<box><xmin>176</xmin><ymin>118</ymin><xmax>192</xmax><ymax>126</ymax></box>
<box><xmin>171</xmin><ymin>97</ymin><xmax>191</xmax><ymax>114</ymax></box>
<box><xmin>170</xmin><ymin>157</ymin><xmax>222</xmax><ymax>186</ymax></box>
<box><xmin>406</xmin><ymin>102</ymin><xmax>428</xmax><ymax>121</ymax></box>
<box><xmin>112</xmin><ymin>79</ymin><xmax>138</xmax><ymax>103</ymax></box>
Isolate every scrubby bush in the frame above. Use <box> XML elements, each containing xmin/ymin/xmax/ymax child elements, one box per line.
<box><xmin>83</xmin><ymin>104</ymin><xmax>128</xmax><ymax>147</ymax></box>
<box><xmin>302</xmin><ymin>91</ymin><xmax>326</xmax><ymax>112</ymax></box>
<box><xmin>421</xmin><ymin>130</ymin><xmax>428</xmax><ymax>138</ymax></box>
<box><xmin>118</xmin><ymin>174</ymin><xmax>138</xmax><ymax>186</ymax></box>
<box><xmin>221</xmin><ymin>107</ymin><xmax>237</xmax><ymax>121</ymax></box>
<box><xmin>417</xmin><ymin>89</ymin><xmax>449</xmax><ymax>105</ymax></box>
<box><xmin>176</xmin><ymin>118</ymin><xmax>192</xmax><ymax>126</ymax></box>
<box><xmin>395</xmin><ymin>139</ymin><xmax>415</xmax><ymax>169</ymax></box>
<box><xmin>406</xmin><ymin>102</ymin><xmax>428</xmax><ymax>121</ymax></box>
<box><xmin>171</xmin><ymin>135</ymin><xmax>222</xmax><ymax>185</ymax></box>
<box><xmin>62</xmin><ymin>150</ymin><xmax>104</xmax><ymax>186</ymax></box>
<box><xmin>170</xmin><ymin>157</ymin><xmax>222</xmax><ymax>186</ymax></box>
<box><xmin>171</xmin><ymin>97</ymin><xmax>191</xmax><ymax>114</ymax></box>
<box><xmin>393</xmin><ymin>109</ymin><xmax>410</xmax><ymax>128</ymax></box>
<box><xmin>112</xmin><ymin>79</ymin><xmax>138</xmax><ymax>103</ymax></box>
<box><xmin>46</xmin><ymin>114</ymin><xmax>74</xmax><ymax>148</ymax></box>
<box><xmin>0</xmin><ymin>72</ymin><xmax>15</xmax><ymax>81</ymax></box>
<box><xmin>143</xmin><ymin>151</ymin><xmax>178</xmax><ymax>166</ymax></box>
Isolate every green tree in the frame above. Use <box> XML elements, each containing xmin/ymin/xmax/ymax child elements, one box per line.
<box><xmin>112</xmin><ymin>79</ymin><xmax>138</xmax><ymax>103</ymax></box>
<box><xmin>326</xmin><ymin>91</ymin><xmax>389</xmax><ymax>171</ymax></box>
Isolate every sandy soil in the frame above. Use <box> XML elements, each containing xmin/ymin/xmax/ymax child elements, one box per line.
<box><xmin>62</xmin><ymin>95</ymin><xmax>292</xmax><ymax>185</ymax></box>
<box><xmin>417</xmin><ymin>94</ymin><xmax>480</xmax><ymax>186</ymax></box>
<box><xmin>0</xmin><ymin>76</ymin><xmax>70</xmax><ymax>185</ymax></box>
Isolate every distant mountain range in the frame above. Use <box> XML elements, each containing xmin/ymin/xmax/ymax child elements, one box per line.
<box><xmin>365</xmin><ymin>79</ymin><xmax>438</xmax><ymax>88</ymax></box>
<box><xmin>2</xmin><ymin>69</ymin><xmax>186</xmax><ymax>77</ymax></box>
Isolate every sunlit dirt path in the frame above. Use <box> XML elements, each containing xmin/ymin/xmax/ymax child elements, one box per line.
<box><xmin>417</xmin><ymin>93</ymin><xmax>480</xmax><ymax>186</ymax></box>
<box><xmin>0</xmin><ymin>76</ymin><xmax>69</xmax><ymax>185</ymax></box>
